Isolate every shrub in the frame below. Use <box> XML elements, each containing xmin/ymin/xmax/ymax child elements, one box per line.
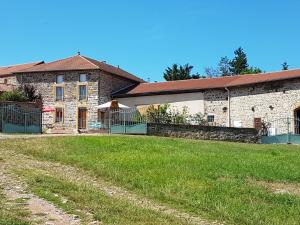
<box><xmin>0</xmin><ymin>90</ymin><xmax>28</xmax><ymax>102</ymax></box>
<box><xmin>144</xmin><ymin>104</ymin><xmax>203</xmax><ymax>125</ymax></box>
<box><xmin>0</xmin><ymin>84</ymin><xmax>41</xmax><ymax>102</ymax></box>
<box><xmin>19</xmin><ymin>84</ymin><xmax>42</xmax><ymax>102</ymax></box>
<box><xmin>189</xmin><ymin>113</ymin><xmax>207</xmax><ymax>125</ymax></box>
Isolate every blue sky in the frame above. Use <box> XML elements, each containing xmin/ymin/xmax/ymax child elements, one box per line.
<box><xmin>1</xmin><ymin>0</ymin><xmax>299</xmax><ymax>81</ymax></box>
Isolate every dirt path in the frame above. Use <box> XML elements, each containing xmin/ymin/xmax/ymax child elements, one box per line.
<box><xmin>0</xmin><ymin>167</ymin><xmax>81</xmax><ymax>225</ymax></box>
<box><xmin>0</xmin><ymin>145</ymin><xmax>222</xmax><ymax>225</ymax></box>
<box><xmin>249</xmin><ymin>179</ymin><xmax>300</xmax><ymax>196</ymax></box>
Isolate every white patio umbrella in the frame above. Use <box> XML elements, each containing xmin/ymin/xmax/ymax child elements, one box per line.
<box><xmin>95</xmin><ymin>100</ymin><xmax>130</xmax><ymax>110</ymax></box>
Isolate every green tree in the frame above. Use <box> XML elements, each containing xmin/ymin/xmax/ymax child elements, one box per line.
<box><xmin>240</xmin><ymin>67</ymin><xmax>262</xmax><ymax>75</ymax></box>
<box><xmin>282</xmin><ymin>62</ymin><xmax>289</xmax><ymax>70</ymax></box>
<box><xmin>229</xmin><ymin>47</ymin><xmax>249</xmax><ymax>75</ymax></box>
<box><xmin>163</xmin><ymin>64</ymin><xmax>203</xmax><ymax>81</ymax></box>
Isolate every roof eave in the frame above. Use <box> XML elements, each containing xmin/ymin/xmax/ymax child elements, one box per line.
<box><xmin>13</xmin><ymin>68</ymin><xmax>101</xmax><ymax>74</ymax></box>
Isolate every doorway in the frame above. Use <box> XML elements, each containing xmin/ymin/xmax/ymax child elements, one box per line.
<box><xmin>294</xmin><ymin>108</ymin><xmax>300</xmax><ymax>134</ymax></box>
<box><xmin>78</xmin><ymin>108</ymin><xmax>87</xmax><ymax>129</ymax></box>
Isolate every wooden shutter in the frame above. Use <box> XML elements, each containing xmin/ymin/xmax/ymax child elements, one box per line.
<box><xmin>253</xmin><ymin>118</ymin><xmax>262</xmax><ymax>130</ymax></box>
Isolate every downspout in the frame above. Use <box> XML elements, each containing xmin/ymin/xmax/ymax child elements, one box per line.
<box><xmin>225</xmin><ymin>87</ymin><xmax>231</xmax><ymax>127</ymax></box>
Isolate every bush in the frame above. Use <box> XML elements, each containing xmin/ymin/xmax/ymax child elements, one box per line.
<box><xmin>0</xmin><ymin>90</ymin><xmax>28</xmax><ymax>102</ymax></box>
<box><xmin>189</xmin><ymin>113</ymin><xmax>207</xmax><ymax>125</ymax></box>
<box><xmin>19</xmin><ymin>84</ymin><xmax>42</xmax><ymax>102</ymax></box>
<box><xmin>0</xmin><ymin>84</ymin><xmax>41</xmax><ymax>102</ymax></box>
<box><xmin>144</xmin><ymin>104</ymin><xmax>205</xmax><ymax>125</ymax></box>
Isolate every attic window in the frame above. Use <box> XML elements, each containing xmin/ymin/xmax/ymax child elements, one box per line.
<box><xmin>56</xmin><ymin>75</ymin><xmax>64</xmax><ymax>84</ymax></box>
<box><xmin>79</xmin><ymin>74</ymin><xmax>87</xmax><ymax>82</ymax></box>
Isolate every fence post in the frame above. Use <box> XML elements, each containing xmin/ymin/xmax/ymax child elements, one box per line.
<box><xmin>40</xmin><ymin>111</ymin><xmax>42</xmax><ymax>133</ymax></box>
<box><xmin>1</xmin><ymin>107</ymin><xmax>3</xmax><ymax>132</ymax></box>
<box><xmin>123</xmin><ymin>110</ymin><xmax>126</xmax><ymax>134</ymax></box>
<box><xmin>24</xmin><ymin>113</ymin><xmax>27</xmax><ymax>133</ymax></box>
<box><xmin>287</xmin><ymin>117</ymin><xmax>291</xmax><ymax>144</ymax></box>
<box><xmin>108</xmin><ymin>110</ymin><xmax>111</xmax><ymax>134</ymax></box>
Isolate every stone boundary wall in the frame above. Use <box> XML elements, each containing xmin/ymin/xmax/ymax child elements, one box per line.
<box><xmin>147</xmin><ymin>123</ymin><xmax>260</xmax><ymax>143</ymax></box>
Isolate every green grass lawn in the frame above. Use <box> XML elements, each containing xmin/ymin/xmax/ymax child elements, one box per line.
<box><xmin>3</xmin><ymin>136</ymin><xmax>300</xmax><ymax>225</ymax></box>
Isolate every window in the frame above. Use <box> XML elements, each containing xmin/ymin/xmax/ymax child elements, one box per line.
<box><xmin>79</xmin><ymin>85</ymin><xmax>87</xmax><ymax>100</ymax></box>
<box><xmin>56</xmin><ymin>75</ymin><xmax>64</xmax><ymax>84</ymax></box>
<box><xmin>56</xmin><ymin>86</ymin><xmax>64</xmax><ymax>101</ymax></box>
<box><xmin>79</xmin><ymin>74</ymin><xmax>87</xmax><ymax>82</ymax></box>
<box><xmin>55</xmin><ymin>108</ymin><xmax>64</xmax><ymax>123</ymax></box>
<box><xmin>207</xmin><ymin>115</ymin><xmax>215</xmax><ymax>123</ymax></box>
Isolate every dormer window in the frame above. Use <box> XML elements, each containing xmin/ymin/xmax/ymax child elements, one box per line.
<box><xmin>79</xmin><ymin>74</ymin><xmax>87</xmax><ymax>82</ymax></box>
<box><xmin>56</xmin><ymin>75</ymin><xmax>64</xmax><ymax>84</ymax></box>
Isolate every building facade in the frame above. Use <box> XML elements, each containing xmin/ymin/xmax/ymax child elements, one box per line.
<box><xmin>9</xmin><ymin>54</ymin><xmax>143</xmax><ymax>133</ymax></box>
<box><xmin>1</xmin><ymin>54</ymin><xmax>300</xmax><ymax>134</ymax></box>
<box><xmin>115</xmin><ymin>71</ymin><xmax>300</xmax><ymax>133</ymax></box>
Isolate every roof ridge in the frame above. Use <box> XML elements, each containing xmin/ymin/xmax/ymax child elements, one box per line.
<box><xmin>0</xmin><ymin>61</ymin><xmax>44</xmax><ymax>69</ymax></box>
<box><xmin>79</xmin><ymin>55</ymin><xmax>100</xmax><ymax>69</ymax></box>
<box><xmin>143</xmin><ymin>68</ymin><xmax>300</xmax><ymax>85</ymax></box>
<box><xmin>142</xmin><ymin>76</ymin><xmax>237</xmax><ymax>85</ymax></box>
<box><xmin>43</xmin><ymin>55</ymin><xmax>78</xmax><ymax>65</ymax></box>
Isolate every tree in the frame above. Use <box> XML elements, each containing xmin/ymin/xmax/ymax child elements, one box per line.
<box><xmin>282</xmin><ymin>62</ymin><xmax>289</xmax><ymax>70</ymax></box>
<box><xmin>218</xmin><ymin>56</ymin><xmax>232</xmax><ymax>76</ymax></box>
<box><xmin>19</xmin><ymin>84</ymin><xmax>42</xmax><ymax>102</ymax></box>
<box><xmin>204</xmin><ymin>67</ymin><xmax>219</xmax><ymax>78</ymax></box>
<box><xmin>229</xmin><ymin>47</ymin><xmax>249</xmax><ymax>75</ymax></box>
<box><xmin>191</xmin><ymin>73</ymin><xmax>206</xmax><ymax>79</ymax></box>
<box><xmin>163</xmin><ymin>64</ymin><xmax>203</xmax><ymax>81</ymax></box>
<box><xmin>240</xmin><ymin>67</ymin><xmax>262</xmax><ymax>75</ymax></box>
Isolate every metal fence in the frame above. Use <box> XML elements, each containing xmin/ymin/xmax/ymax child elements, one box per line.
<box><xmin>261</xmin><ymin>117</ymin><xmax>300</xmax><ymax>144</ymax></box>
<box><xmin>0</xmin><ymin>104</ymin><xmax>42</xmax><ymax>134</ymax></box>
<box><xmin>109</xmin><ymin>109</ymin><xmax>147</xmax><ymax>134</ymax></box>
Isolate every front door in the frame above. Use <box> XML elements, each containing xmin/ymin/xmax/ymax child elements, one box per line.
<box><xmin>78</xmin><ymin>108</ymin><xmax>87</xmax><ymax>129</ymax></box>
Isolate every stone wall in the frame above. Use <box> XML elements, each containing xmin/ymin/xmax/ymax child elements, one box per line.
<box><xmin>0</xmin><ymin>75</ymin><xmax>18</xmax><ymax>85</ymax></box>
<box><xmin>204</xmin><ymin>78</ymin><xmax>300</xmax><ymax>129</ymax></box>
<box><xmin>204</xmin><ymin>89</ymin><xmax>228</xmax><ymax>126</ymax></box>
<box><xmin>229</xmin><ymin>79</ymin><xmax>300</xmax><ymax>128</ymax></box>
<box><xmin>147</xmin><ymin>123</ymin><xmax>259</xmax><ymax>143</ymax></box>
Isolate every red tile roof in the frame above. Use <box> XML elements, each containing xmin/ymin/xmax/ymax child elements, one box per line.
<box><xmin>16</xmin><ymin>55</ymin><xmax>144</xmax><ymax>83</ymax></box>
<box><xmin>0</xmin><ymin>61</ymin><xmax>44</xmax><ymax>77</ymax></box>
<box><xmin>114</xmin><ymin>69</ymin><xmax>300</xmax><ymax>97</ymax></box>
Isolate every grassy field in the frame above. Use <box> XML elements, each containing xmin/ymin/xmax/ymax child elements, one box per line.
<box><xmin>2</xmin><ymin>135</ymin><xmax>300</xmax><ymax>224</ymax></box>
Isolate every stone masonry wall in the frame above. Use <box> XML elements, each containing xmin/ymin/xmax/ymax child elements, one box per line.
<box><xmin>17</xmin><ymin>70</ymin><xmax>100</xmax><ymax>132</ymax></box>
<box><xmin>203</xmin><ymin>78</ymin><xmax>300</xmax><ymax>129</ymax></box>
<box><xmin>147</xmin><ymin>123</ymin><xmax>259</xmax><ymax>143</ymax></box>
<box><xmin>204</xmin><ymin>89</ymin><xmax>228</xmax><ymax>126</ymax></box>
<box><xmin>0</xmin><ymin>76</ymin><xmax>18</xmax><ymax>85</ymax></box>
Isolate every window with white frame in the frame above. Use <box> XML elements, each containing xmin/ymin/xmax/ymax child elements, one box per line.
<box><xmin>56</xmin><ymin>86</ymin><xmax>64</xmax><ymax>101</ymax></box>
<box><xmin>79</xmin><ymin>85</ymin><xmax>87</xmax><ymax>100</ymax></box>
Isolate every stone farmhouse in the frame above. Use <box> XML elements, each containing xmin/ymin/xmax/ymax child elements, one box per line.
<box><xmin>1</xmin><ymin>54</ymin><xmax>300</xmax><ymax>133</ymax></box>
